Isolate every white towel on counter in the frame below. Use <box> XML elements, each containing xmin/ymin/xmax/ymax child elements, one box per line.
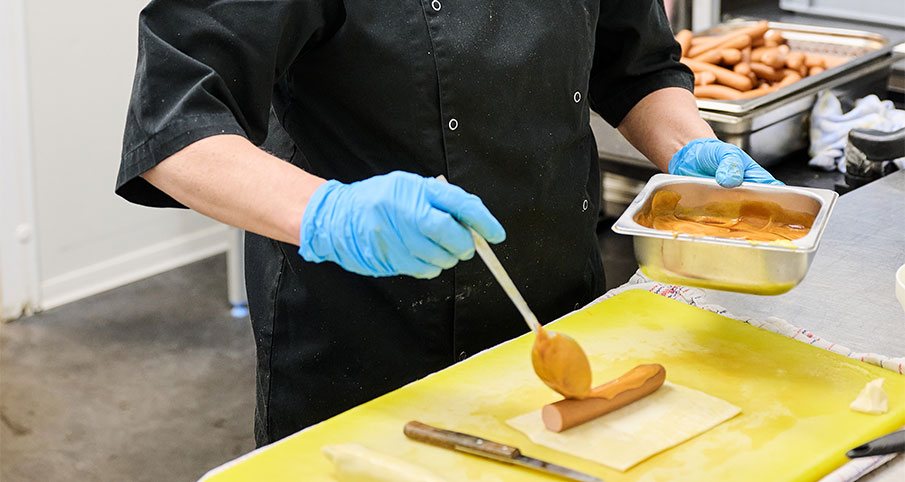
<box><xmin>589</xmin><ymin>270</ymin><xmax>904</xmax><ymax>482</ymax></box>
<box><xmin>808</xmin><ymin>91</ymin><xmax>905</xmax><ymax>172</ymax></box>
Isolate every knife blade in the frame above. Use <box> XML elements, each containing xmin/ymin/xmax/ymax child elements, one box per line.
<box><xmin>404</xmin><ymin>421</ymin><xmax>602</xmax><ymax>482</ymax></box>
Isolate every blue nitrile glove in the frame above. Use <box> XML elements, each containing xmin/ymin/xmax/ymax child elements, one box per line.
<box><xmin>669</xmin><ymin>138</ymin><xmax>783</xmax><ymax>188</ymax></box>
<box><xmin>298</xmin><ymin>171</ymin><xmax>506</xmax><ymax>279</ymax></box>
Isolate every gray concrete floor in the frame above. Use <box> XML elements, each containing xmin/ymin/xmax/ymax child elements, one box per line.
<box><xmin>0</xmin><ymin>227</ymin><xmax>635</xmax><ymax>482</ymax></box>
<box><xmin>1</xmin><ymin>255</ymin><xmax>256</xmax><ymax>482</ymax></box>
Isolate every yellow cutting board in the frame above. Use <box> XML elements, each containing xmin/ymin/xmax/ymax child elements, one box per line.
<box><xmin>200</xmin><ymin>290</ymin><xmax>905</xmax><ymax>482</ymax></box>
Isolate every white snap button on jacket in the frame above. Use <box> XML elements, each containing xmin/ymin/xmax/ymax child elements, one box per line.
<box><xmin>431</xmin><ymin>0</ymin><xmax>441</xmax><ymax>11</ymax></box>
<box><xmin>573</xmin><ymin>91</ymin><xmax>581</xmax><ymax>103</ymax></box>
<box><xmin>448</xmin><ymin>118</ymin><xmax>458</xmax><ymax>130</ymax></box>
<box><xmin>582</xmin><ymin>199</ymin><xmax>589</xmax><ymax>212</ymax></box>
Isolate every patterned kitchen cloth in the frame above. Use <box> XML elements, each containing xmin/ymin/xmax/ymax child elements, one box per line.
<box><xmin>591</xmin><ymin>270</ymin><xmax>904</xmax><ymax>482</ymax></box>
<box><xmin>592</xmin><ymin>270</ymin><xmax>905</xmax><ymax>374</ymax></box>
<box><xmin>808</xmin><ymin>91</ymin><xmax>905</xmax><ymax>173</ymax></box>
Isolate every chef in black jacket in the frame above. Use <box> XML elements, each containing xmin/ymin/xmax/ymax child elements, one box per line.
<box><xmin>116</xmin><ymin>0</ymin><xmax>781</xmax><ymax>446</ymax></box>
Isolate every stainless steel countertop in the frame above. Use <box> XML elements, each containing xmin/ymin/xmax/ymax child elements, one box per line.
<box><xmin>702</xmin><ymin>171</ymin><xmax>904</xmax><ymax>481</ymax></box>
<box><xmin>703</xmin><ymin>171</ymin><xmax>904</xmax><ymax>355</ymax></box>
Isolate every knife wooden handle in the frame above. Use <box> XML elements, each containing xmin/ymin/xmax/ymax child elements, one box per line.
<box><xmin>404</xmin><ymin>421</ymin><xmax>520</xmax><ymax>460</ymax></box>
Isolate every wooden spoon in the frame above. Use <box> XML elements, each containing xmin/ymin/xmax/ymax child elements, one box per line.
<box><xmin>434</xmin><ymin>175</ymin><xmax>592</xmax><ymax>399</ymax></box>
<box><xmin>467</xmin><ymin>226</ymin><xmax>592</xmax><ymax>399</ymax></box>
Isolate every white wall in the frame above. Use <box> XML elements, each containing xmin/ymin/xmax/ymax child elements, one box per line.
<box><xmin>1</xmin><ymin>0</ymin><xmax>41</xmax><ymax>320</ymax></box>
<box><xmin>2</xmin><ymin>0</ymin><xmax>229</xmax><ymax>314</ymax></box>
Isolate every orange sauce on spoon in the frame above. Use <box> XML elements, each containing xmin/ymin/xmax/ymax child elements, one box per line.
<box><xmin>531</xmin><ymin>326</ymin><xmax>592</xmax><ymax>399</ymax></box>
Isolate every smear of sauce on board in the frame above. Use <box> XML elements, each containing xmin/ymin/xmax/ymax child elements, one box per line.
<box><xmin>634</xmin><ymin>190</ymin><xmax>814</xmax><ymax>242</ymax></box>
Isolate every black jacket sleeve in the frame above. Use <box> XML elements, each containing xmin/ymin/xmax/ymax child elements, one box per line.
<box><xmin>116</xmin><ymin>0</ymin><xmax>343</xmax><ymax>207</ymax></box>
<box><xmin>588</xmin><ymin>0</ymin><xmax>694</xmax><ymax>128</ymax></box>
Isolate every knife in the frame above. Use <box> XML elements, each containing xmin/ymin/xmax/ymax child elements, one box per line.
<box><xmin>403</xmin><ymin>421</ymin><xmax>602</xmax><ymax>482</ymax></box>
<box><xmin>847</xmin><ymin>430</ymin><xmax>905</xmax><ymax>458</ymax></box>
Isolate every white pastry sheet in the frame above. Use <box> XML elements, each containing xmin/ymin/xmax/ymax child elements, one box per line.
<box><xmin>506</xmin><ymin>382</ymin><xmax>741</xmax><ymax>471</ymax></box>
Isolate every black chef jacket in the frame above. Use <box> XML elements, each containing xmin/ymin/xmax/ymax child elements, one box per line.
<box><xmin>116</xmin><ymin>0</ymin><xmax>692</xmax><ymax>445</ymax></box>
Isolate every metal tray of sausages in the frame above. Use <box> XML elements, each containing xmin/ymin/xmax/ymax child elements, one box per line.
<box><xmin>694</xmin><ymin>20</ymin><xmax>893</xmax><ymax>114</ymax></box>
<box><xmin>591</xmin><ymin>20</ymin><xmax>901</xmax><ymax>170</ymax></box>
<box><xmin>694</xmin><ymin>21</ymin><xmax>902</xmax><ymax>165</ymax></box>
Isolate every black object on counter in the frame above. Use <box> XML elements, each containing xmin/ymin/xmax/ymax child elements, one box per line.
<box><xmin>837</xmin><ymin>127</ymin><xmax>905</xmax><ymax>193</ymax></box>
<box><xmin>847</xmin><ymin>430</ymin><xmax>905</xmax><ymax>458</ymax></box>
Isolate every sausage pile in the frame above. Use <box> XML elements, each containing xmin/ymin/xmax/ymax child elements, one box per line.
<box><xmin>676</xmin><ymin>21</ymin><xmax>847</xmax><ymax>100</ymax></box>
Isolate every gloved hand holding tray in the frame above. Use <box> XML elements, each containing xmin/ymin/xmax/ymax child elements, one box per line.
<box><xmin>197</xmin><ymin>290</ymin><xmax>904</xmax><ymax>482</ymax></box>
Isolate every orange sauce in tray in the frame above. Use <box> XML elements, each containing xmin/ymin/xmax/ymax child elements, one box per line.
<box><xmin>634</xmin><ymin>190</ymin><xmax>815</xmax><ymax>242</ymax></box>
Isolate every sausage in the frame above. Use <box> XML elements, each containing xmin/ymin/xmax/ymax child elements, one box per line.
<box><xmin>761</xmin><ymin>46</ymin><xmax>787</xmax><ymax>69</ymax></box>
<box><xmin>723</xmin><ymin>34</ymin><xmax>752</xmax><ymax>50</ymax></box>
<box><xmin>688</xmin><ymin>20</ymin><xmax>770</xmax><ymax>57</ymax></box>
<box><xmin>541</xmin><ymin>364</ymin><xmax>667</xmax><ymax>432</ymax></box>
<box><xmin>749</xmin><ymin>62</ymin><xmax>784</xmax><ymax>82</ymax></box>
<box><xmin>687</xmin><ymin>20</ymin><xmax>767</xmax><ymax>58</ymax></box>
<box><xmin>737</xmin><ymin>84</ymin><xmax>779</xmax><ymax>99</ymax></box>
<box><xmin>690</xmin><ymin>35</ymin><xmax>714</xmax><ymax>47</ymax></box>
<box><xmin>694</xmin><ymin>49</ymin><xmax>723</xmax><ymax>64</ymax></box>
<box><xmin>694</xmin><ymin>84</ymin><xmax>744</xmax><ymax>100</ymax></box>
<box><xmin>743</xmin><ymin>20</ymin><xmax>771</xmax><ymax>39</ymax></box>
<box><xmin>778</xmin><ymin>71</ymin><xmax>802</xmax><ymax>87</ymax></box>
<box><xmin>786</xmin><ymin>51</ymin><xmax>805</xmax><ymax>70</ymax></box>
<box><xmin>720</xmin><ymin>48</ymin><xmax>743</xmax><ymax>66</ymax></box>
<box><xmin>676</xmin><ymin>29</ymin><xmax>693</xmax><ymax>57</ymax></box>
<box><xmin>733</xmin><ymin>62</ymin><xmax>752</xmax><ymax>76</ymax></box>
<box><xmin>741</xmin><ymin>46</ymin><xmax>752</xmax><ymax>64</ymax></box>
<box><xmin>735</xmin><ymin>71</ymin><xmax>802</xmax><ymax>100</ymax></box>
<box><xmin>688</xmin><ymin>32</ymin><xmax>752</xmax><ymax>58</ymax></box>
<box><xmin>694</xmin><ymin>70</ymin><xmax>717</xmax><ymax>86</ymax></box>
<box><xmin>750</xmin><ymin>46</ymin><xmax>769</xmax><ymax>63</ymax></box>
<box><xmin>764</xmin><ymin>30</ymin><xmax>786</xmax><ymax>47</ymax></box>
<box><xmin>804</xmin><ymin>54</ymin><xmax>826</xmax><ymax>68</ymax></box>
<box><xmin>809</xmin><ymin>66</ymin><xmax>825</xmax><ymax>76</ymax></box>
<box><xmin>682</xmin><ymin>58</ymin><xmax>754</xmax><ymax>91</ymax></box>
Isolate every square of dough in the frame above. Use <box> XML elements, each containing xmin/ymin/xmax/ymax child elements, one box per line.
<box><xmin>506</xmin><ymin>382</ymin><xmax>741</xmax><ymax>471</ymax></box>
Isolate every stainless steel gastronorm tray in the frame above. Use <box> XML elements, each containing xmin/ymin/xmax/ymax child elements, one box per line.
<box><xmin>612</xmin><ymin>174</ymin><xmax>838</xmax><ymax>295</ymax></box>
<box><xmin>592</xmin><ymin>21</ymin><xmax>902</xmax><ymax>170</ymax></box>
<box><xmin>696</xmin><ymin>21</ymin><xmax>902</xmax><ymax>165</ymax></box>
<box><xmin>694</xmin><ymin>20</ymin><xmax>892</xmax><ymax>114</ymax></box>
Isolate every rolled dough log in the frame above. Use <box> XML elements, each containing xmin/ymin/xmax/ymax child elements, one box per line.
<box><xmin>321</xmin><ymin>443</ymin><xmax>447</xmax><ymax>482</ymax></box>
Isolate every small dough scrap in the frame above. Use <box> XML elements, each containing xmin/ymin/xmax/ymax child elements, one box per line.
<box><xmin>507</xmin><ymin>382</ymin><xmax>740</xmax><ymax>471</ymax></box>
<box><xmin>850</xmin><ymin>378</ymin><xmax>888</xmax><ymax>414</ymax></box>
<box><xmin>322</xmin><ymin>443</ymin><xmax>447</xmax><ymax>482</ymax></box>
